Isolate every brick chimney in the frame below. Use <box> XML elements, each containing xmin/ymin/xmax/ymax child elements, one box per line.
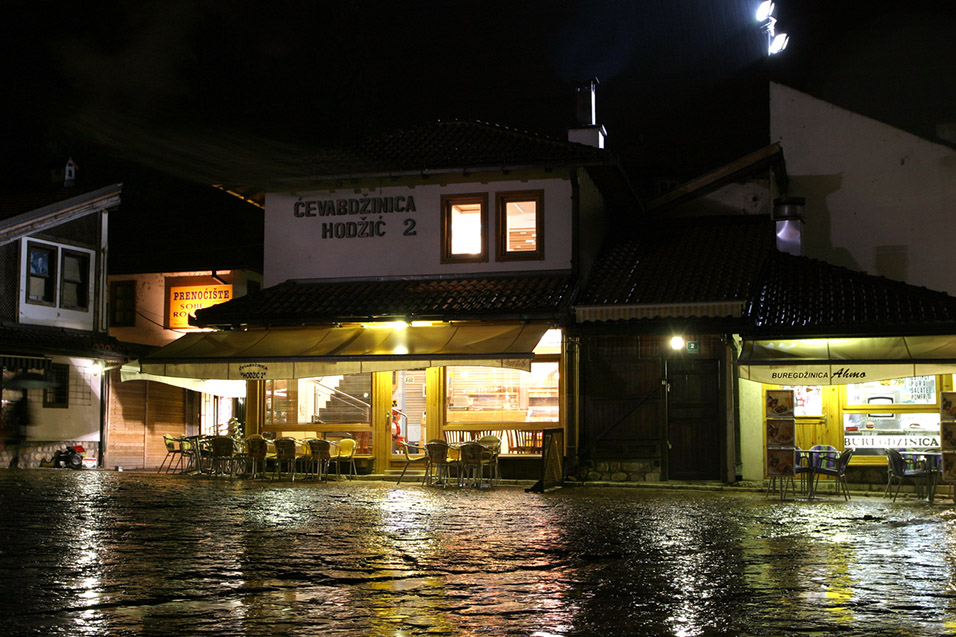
<box><xmin>568</xmin><ymin>77</ymin><xmax>607</xmax><ymax>149</ymax></box>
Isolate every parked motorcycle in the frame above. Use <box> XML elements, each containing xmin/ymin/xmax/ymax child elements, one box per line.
<box><xmin>43</xmin><ymin>444</ymin><xmax>85</xmax><ymax>470</ymax></box>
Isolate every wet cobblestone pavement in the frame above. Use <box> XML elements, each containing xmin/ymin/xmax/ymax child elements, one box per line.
<box><xmin>2</xmin><ymin>470</ymin><xmax>956</xmax><ymax>635</ymax></box>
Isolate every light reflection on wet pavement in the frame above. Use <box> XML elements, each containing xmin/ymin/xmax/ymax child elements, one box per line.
<box><xmin>1</xmin><ymin>471</ymin><xmax>956</xmax><ymax>635</ymax></box>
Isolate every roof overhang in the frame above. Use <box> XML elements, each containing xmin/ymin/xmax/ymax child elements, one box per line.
<box><xmin>0</xmin><ymin>184</ymin><xmax>122</xmax><ymax>247</ymax></box>
<box><xmin>137</xmin><ymin>323</ymin><xmax>549</xmax><ymax>380</ymax></box>
<box><xmin>575</xmin><ymin>301</ymin><xmax>744</xmax><ymax>323</ymax></box>
<box><xmin>738</xmin><ymin>335</ymin><xmax>956</xmax><ymax>385</ymax></box>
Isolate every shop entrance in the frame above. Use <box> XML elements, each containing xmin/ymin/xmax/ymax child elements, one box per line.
<box><xmin>391</xmin><ymin>369</ymin><xmax>427</xmax><ymax>457</ymax></box>
<box><xmin>666</xmin><ymin>358</ymin><xmax>721</xmax><ymax>480</ymax></box>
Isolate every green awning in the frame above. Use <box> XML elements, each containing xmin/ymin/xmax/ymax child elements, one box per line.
<box><xmin>738</xmin><ymin>336</ymin><xmax>956</xmax><ymax>385</ymax></box>
<box><xmin>137</xmin><ymin>324</ymin><xmax>549</xmax><ymax>380</ymax></box>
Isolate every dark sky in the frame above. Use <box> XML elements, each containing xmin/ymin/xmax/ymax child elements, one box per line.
<box><xmin>4</xmin><ymin>1</ymin><xmax>956</xmax><ymax>195</ymax></box>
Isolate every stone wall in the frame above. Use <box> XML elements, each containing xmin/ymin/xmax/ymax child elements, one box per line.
<box><xmin>569</xmin><ymin>458</ymin><xmax>661</xmax><ymax>483</ymax></box>
<box><xmin>0</xmin><ymin>441</ymin><xmax>99</xmax><ymax>469</ymax></box>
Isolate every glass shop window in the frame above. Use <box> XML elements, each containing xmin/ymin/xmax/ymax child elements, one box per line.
<box><xmin>843</xmin><ymin>376</ymin><xmax>941</xmax><ymax>458</ymax></box>
<box><xmin>60</xmin><ymin>250</ymin><xmax>90</xmax><ymax>310</ymax></box>
<box><xmin>496</xmin><ymin>190</ymin><xmax>544</xmax><ymax>261</ymax></box>
<box><xmin>446</xmin><ymin>362</ymin><xmax>559</xmax><ymax>423</ymax></box>
<box><xmin>780</xmin><ymin>385</ymin><xmax>823</xmax><ymax>416</ymax></box>
<box><xmin>441</xmin><ymin>194</ymin><xmax>487</xmax><ymax>263</ymax></box>
<box><xmin>264</xmin><ymin>379</ymin><xmax>298</xmax><ymax>425</ymax></box>
<box><xmin>27</xmin><ymin>243</ymin><xmax>56</xmax><ymax>305</ymax></box>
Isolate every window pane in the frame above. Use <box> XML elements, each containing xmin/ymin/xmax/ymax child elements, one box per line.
<box><xmin>28</xmin><ymin>277</ymin><xmax>48</xmax><ymax>301</ymax></box>
<box><xmin>446</xmin><ymin>363</ymin><xmax>559</xmax><ymax>423</ymax></box>
<box><xmin>63</xmin><ymin>255</ymin><xmax>82</xmax><ymax>280</ymax></box>
<box><xmin>450</xmin><ymin>203</ymin><xmax>482</xmax><ymax>254</ymax></box>
<box><xmin>505</xmin><ymin>200</ymin><xmax>537</xmax><ymax>252</ymax></box>
<box><xmin>29</xmin><ymin>247</ymin><xmax>51</xmax><ymax>276</ymax></box>
<box><xmin>62</xmin><ymin>282</ymin><xmax>79</xmax><ymax>308</ymax></box>
<box><xmin>845</xmin><ymin>376</ymin><xmax>937</xmax><ymax>405</ymax></box>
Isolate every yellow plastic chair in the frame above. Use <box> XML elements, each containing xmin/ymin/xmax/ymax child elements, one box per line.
<box><xmin>158</xmin><ymin>434</ymin><xmax>184</xmax><ymax>473</ymax></box>
<box><xmin>330</xmin><ymin>438</ymin><xmax>357</xmax><ymax>480</ymax></box>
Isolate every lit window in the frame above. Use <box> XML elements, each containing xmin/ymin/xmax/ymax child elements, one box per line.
<box><xmin>27</xmin><ymin>243</ymin><xmax>56</xmax><ymax>305</ymax></box>
<box><xmin>496</xmin><ymin>190</ymin><xmax>544</xmax><ymax>261</ymax></box>
<box><xmin>60</xmin><ymin>250</ymin><xmax>90</xmax><ymax>310</ymax></box>
<box><xmin>441</xmin><ymin>194</ymin><xmax>488</xmax><ymax>263</ymax></box>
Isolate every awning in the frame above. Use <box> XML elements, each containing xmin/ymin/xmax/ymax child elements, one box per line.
<box><xmin>0</xmin><ymin>355</ymin><xmax>51</xmax><ymax>372</ymax></box>
<box><xmin>119</xmin><ymin>363</ymin><xmax>247</xmax><ymax>397</ymax></box>
<box><xmin>137</xmin><ymin>324</ymin><xmax>549</xmax><ymax>380</ymax></box>
<box><xmin>738</xmin><ymin>336</ymin><xmax>956</xmax><ymax>385</ymax></box>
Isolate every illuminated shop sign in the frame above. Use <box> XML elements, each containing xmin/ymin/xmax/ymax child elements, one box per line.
<box><xmin>846</xmin><ymin>435</ymin><xmax>940</xmax><ymax>449</ymax></box>
<box><xmin>168</xmin><ymin>284</ymin><xmax>233</xmax><ymax>329</ymax></box>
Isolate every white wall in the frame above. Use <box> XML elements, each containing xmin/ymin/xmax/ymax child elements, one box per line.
<box><xmin>771</xmin><ymin>82</ymin><xmax>956</xmax><ymax>296</ymax></box>
<box><xmin>26</xmin><ymin>356</ymin><xmax>102</xmax><ymax>443</ymax></box>
<box><xmin>264</xmin><ymin>177</ymin><xmax>573</xmax><ymax>286</ymax></box>
<box><xmin>738</xmin><ymin>377</ymin><xmax>765</xmax><ymax>481</ymax></box>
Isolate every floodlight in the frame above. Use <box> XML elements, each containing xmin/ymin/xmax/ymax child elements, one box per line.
<box><xmin>769</xmin><ymin>33</ymin><xmax>790</xmax><ymax>54</ymax></box>
<box><xmin>756</xmin><ymin>1</ymin><xmax>774</xmax><ymax>22</ymax></box>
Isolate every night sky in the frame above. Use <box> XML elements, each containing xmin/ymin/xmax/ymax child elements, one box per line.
<box><xmin>4</xmin><ymin>1</ymin><xmax>956</xmax><ymax>196</ymax></box>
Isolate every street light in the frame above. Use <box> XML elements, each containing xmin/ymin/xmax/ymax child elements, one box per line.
<box><xmin>757</xmin><ymin>1</ymin><xmax>789</xmax><ymax>55</ymax></box>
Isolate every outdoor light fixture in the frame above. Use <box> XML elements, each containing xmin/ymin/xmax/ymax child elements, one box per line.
<box><xmin>755</xmin><ymin>1</ymin><xmax>774</xmax><ymax>22</ymax></box>
<box><xmin>756</xmin><ymin>0</ymin><xmax>789</xmax><ymax>55</ymax></box>
<box><xmin>671</xmin><ymin>336</ymin><xmax>685</xmax><ymax>350</ymax></box>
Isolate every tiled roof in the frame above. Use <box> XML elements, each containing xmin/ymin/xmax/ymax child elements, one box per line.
<box><xmin>193</xmin><ymin>273</ymin><xmax>575</xmax><ymax>328</ymax></box>
<box><xmin>576</xmin><ymin>216</ymin><xmax>775</xmax><ymax>307</ymax></box>
<box><xmin>746</xmin><ymin>252</ymin><xmax>956</xmax><ymax>336</ymax></box>
<box><xmin>289</xmin><ymin>120</ymin><xmax>614</xmax><ymax>179</ymax></box>
<box><xmin>0</xmin><ymin>324</ymin><xmax>146</xmax><ymax>361</ymax></box>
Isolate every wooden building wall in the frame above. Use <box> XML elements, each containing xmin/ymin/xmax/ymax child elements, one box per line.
<box><xmin>106</xmin><ymin>370</ymin><xmax>191</xmax><ymax>469</ymax></box>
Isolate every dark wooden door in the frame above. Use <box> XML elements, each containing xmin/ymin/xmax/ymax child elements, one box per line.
<box><xmin>666</xmin><ymin>358</ymin><xmax>720</xmax><ymax>480</ymax></box>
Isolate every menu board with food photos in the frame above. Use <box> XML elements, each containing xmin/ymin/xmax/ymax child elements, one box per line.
<box><xmin>766</xmin><ymin>390</ymin><xmax>795</xmax><ymax>477</ymax></box>
<box><xmin>941</xmin><ymin>392</ymin><xmax>956</xmax><ymax>483</ymax></box>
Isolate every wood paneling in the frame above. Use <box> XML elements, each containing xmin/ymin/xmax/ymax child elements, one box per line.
<box><xmin>106</xmin><ymin>371</ymin><xmax>188</xmax><ymax>469</ymax></box>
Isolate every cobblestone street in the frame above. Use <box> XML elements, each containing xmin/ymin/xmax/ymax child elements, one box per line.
<box><xmin>2</xmin><ymin>470</ymin><xmax>955</xmax><ymax>635</ymax></box>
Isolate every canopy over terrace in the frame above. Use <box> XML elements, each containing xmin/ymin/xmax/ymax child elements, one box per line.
<box><xmin>738</xmin><ymin>336</ymin><xmax>956</xmax><ymax>385</ymax></box>
<box><xmin>135</xmin><ymin>323</ymin><xmax>550</xmax><ymax>381</ymax></box>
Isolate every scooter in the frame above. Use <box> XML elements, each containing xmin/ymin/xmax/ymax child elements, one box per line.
<box><xmin>44</xmin><ymin>444</ymin><xmax>85</xmax><ymax>469</ymax></box>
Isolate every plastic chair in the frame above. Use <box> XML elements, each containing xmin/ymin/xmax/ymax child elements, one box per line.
<box><xmin>305</xmin><ymin>439</ymin><xmax>333</xmax><ymax>481</ymax></box>
<box><xmin>273</xmin><ymin>437</ymin><xmax>298</xmax><ymax>480</ymax></box>
<box><xmin>243</xmin><ymin>437</ymin><xmax>268</xmax><ymax>479</ymax></box>
<box><xmin>210</xmin><ymin>435</ymin><xmax>237</xmax><ymax>476</ymax></box>
<box><xmin>329</xmin><ymin>438</ymin><xmax>357</xmax><ymax>480</ymax></box>
<box><xmin>458</xmin><ymin>442</ymin><xmax>486</xmax><ymax>487</ymax></box>
<box><xmin>424</xmin><ymin>440</ymin><xmax>454</xmax><ymax>487</ymax></box>
<box><xmin>885</xmin><ymin>448</ymin><xmax>932</xmax><ymax>501</ymax></box>
<box><xmin>477</xmin><ymin>434</ymin><xmax>501</xmax><ymax>486</ymax></box>
<box><xmin>396</xmin><ymin>440</ymin><xmax>428</xmax><ymax>484</ymax></box>
<box><xmin>158</xmin><ymin>434</ymin><xmax>184</xmax><ymax>473</ymax></box>
<box><xmin>811</xmin><ymin>448</ymin><xmax>854</xmax><ymax>500</ymax></box>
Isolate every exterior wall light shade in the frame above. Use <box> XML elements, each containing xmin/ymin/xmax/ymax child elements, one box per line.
<box><xmin>769</xmin><ymin>33</ymin><xmax>790</xmax><ymax>54</ymax></box>
<box><xmin>756</xmin><ymin>1</ymin><xmax>774</xmax><ymax>22</ymax></box>
<box><xmin>671</xmin><ymin>336</ymin><xmax>685</xmax><ymax>350</ymax></box>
